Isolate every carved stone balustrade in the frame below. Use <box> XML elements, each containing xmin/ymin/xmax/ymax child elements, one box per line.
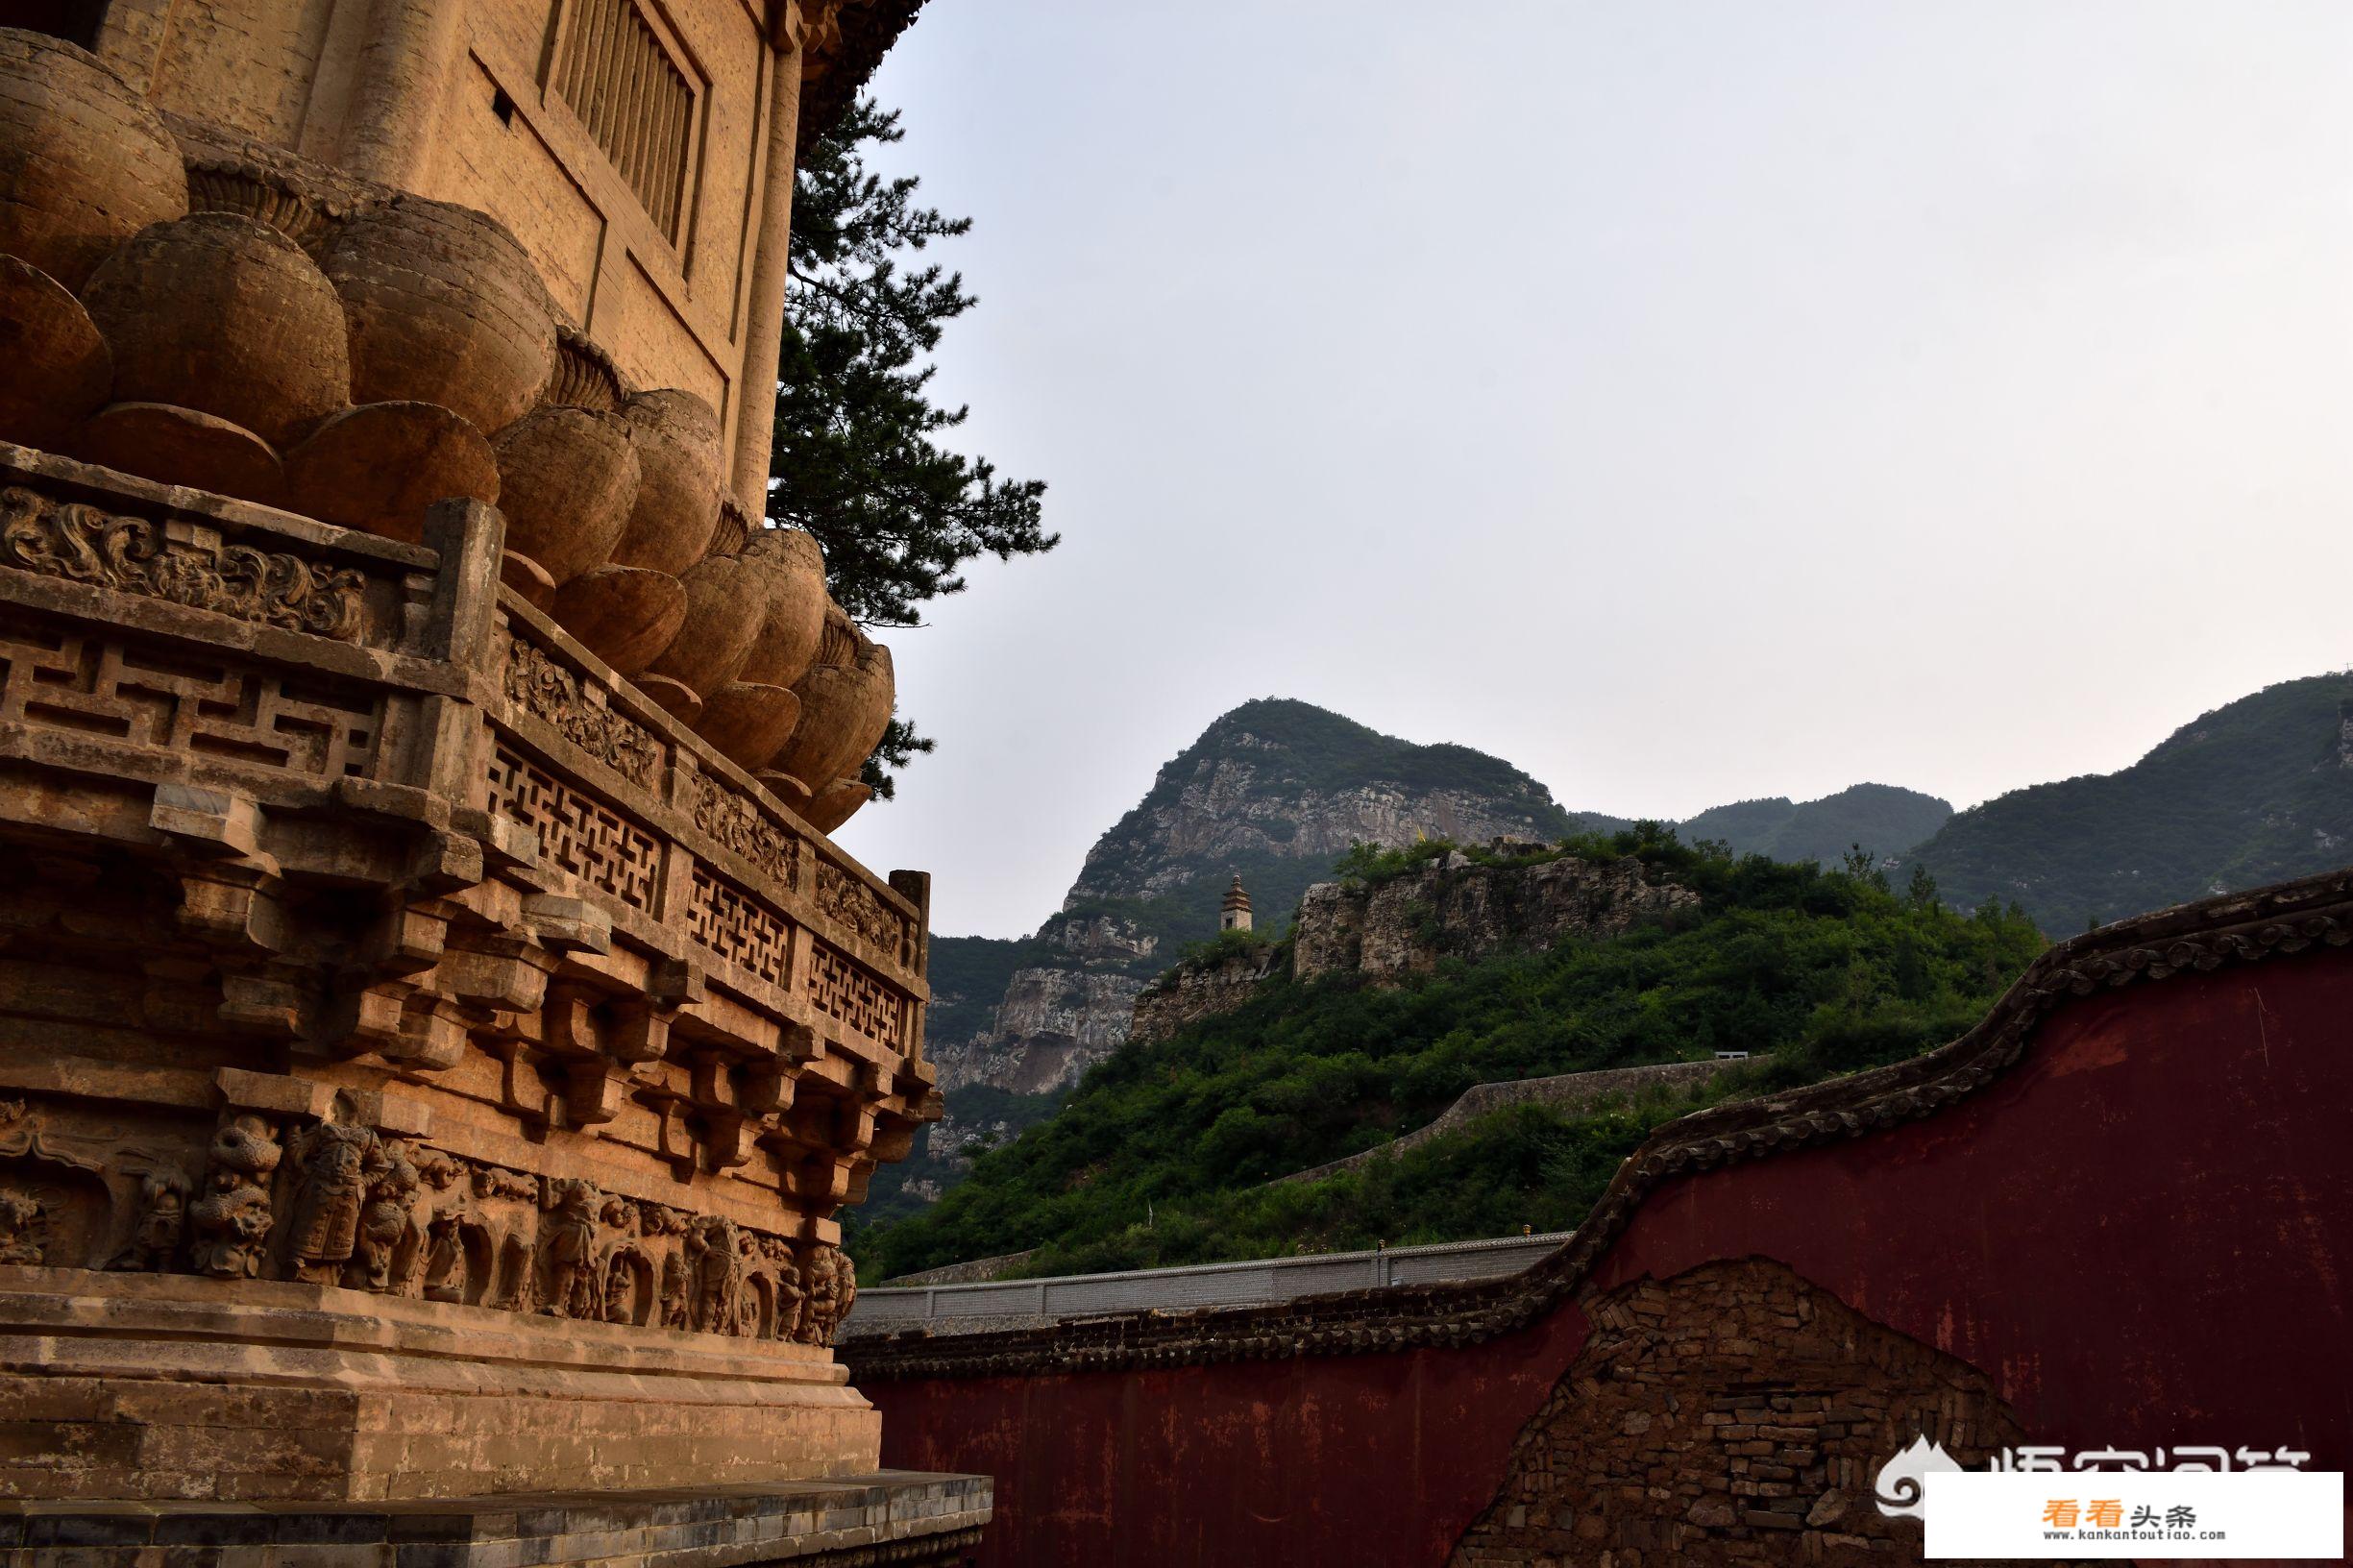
<box><xmin>0</xmin><ymin>442</ymin><xmax>940</xmax><ymax>1502</ymax></box>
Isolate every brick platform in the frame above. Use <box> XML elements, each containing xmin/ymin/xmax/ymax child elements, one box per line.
<box><xmin>0</xmin><ymin>1473</ymin><xmax>990</xmax><ymax>1567</ymax></box>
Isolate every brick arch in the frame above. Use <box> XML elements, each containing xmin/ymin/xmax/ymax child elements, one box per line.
<box><xmin>1450</xmin><ymin>1258</ymin><xmax>2051</xmax><ymax>1567</ymax></box>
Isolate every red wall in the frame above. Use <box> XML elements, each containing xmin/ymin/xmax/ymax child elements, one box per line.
<box><xmin>867</xmin><ymin>943</ymin><xmax>2353</xmax><ymax>1567</ymax></box>
<box><xmin>868</xmin><ymin>1295</ymin><xmax>1590</xmax><ymax>1568</ymax></box>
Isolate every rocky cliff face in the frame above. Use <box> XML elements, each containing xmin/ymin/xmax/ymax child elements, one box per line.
<box><xmin>1128</xmin><ymin>847</ymin><xmax>1702</xmax><ymax>1045</ymax></box>
<box><xmin>1129</xmin><ymin>943</ymin><xmax>1282</xmax><ymax>1047</ymax></box>
<box><xmin>1066</xmin><ymin>701</ymin><xmax>1582</xmax><ymax>909</ymax></box>
<box><xmin>1293</xmin><ymin>849</ymin><xmax>1700</xmax><ymax>981</ymax></box>
<box><xmin>935</xmin><ymin>965</ymin><xmax>1149</xmax><ymax>1096</ymax></box>
<box><xmin>1069</xmin><ymin>776</ymin><xmax>1574</xmax><ymax>904</ymax></box>
<box><xmin>922</xmin><ymin>914</ymin><xmax>1159</xmax><ymax>1093</ymax></box>
<box><xmin>940</xmin><ymin>700</ymin><xmax>1592</xmax><ymax>1101</ymax></box>
<box><xmin>871</xmin><ymin>700</ymin><xmax>1612</xmax><ymax>1220</ymax></box>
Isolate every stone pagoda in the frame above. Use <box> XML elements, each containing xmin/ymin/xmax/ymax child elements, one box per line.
<box><xmin>0</xmin><ymin>2</ymin><xmax>984</xmax><ymax>1559</ymax></box>
<box><xmin>1219</xmin><ymin>874</ymin><xmax>1252</xmax><ymax>933</ymax></box>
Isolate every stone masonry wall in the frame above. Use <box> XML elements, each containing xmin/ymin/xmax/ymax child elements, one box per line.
<box><xmin>1449</xmin><ymin>1258</ymin><xmax>2046</xmax><ymax>1567</ymax></box>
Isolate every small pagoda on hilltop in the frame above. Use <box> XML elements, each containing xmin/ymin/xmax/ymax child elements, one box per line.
<box><xmin>1220</xmin><ymin>872</ymin><xmax>1254</xmax><ymax>932</ymax></box>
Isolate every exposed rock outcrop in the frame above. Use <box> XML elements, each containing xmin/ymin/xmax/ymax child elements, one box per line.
<box><xmin>1071</xmin><ymin>773</ymin><xmax>1572</xmax><ymax>906</ymax></box>
<box><xmin>1128</xmin><ymin>846</ymin><xmax>1703</xmax><ymax>1047</ymax></box>
<box><xmin>933</xmin><ymin>966</ymin><xmax>1148</xmax><ymax>1097</ymax></box>
<box><xmin>1293</xmin><ymin>847</ymin><xmax>1700</xmax><ymax>982</ymax></box>
<box><xmin>1129</xmin><ymin>943</ymin><xmax>1282</xmax><ymax>1047</ymax></box>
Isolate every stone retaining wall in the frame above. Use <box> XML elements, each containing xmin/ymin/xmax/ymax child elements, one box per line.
<box><xmin>1272</xmin><ymin>1059</ymin><xmax>1734</xmax><ymax>1186</ymax></box>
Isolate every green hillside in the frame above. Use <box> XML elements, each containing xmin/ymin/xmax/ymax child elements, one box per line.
<box><xmin>1679</xmin><ymin>783</ymin><xmax>1952</xmax><ymax>868</ymax></box>
<box><xmin>853</xmin><ymin>827</ymin><xmax>2045</xmax><ymax>1282</ymax></box>
<box><xmin>1904</xmin><ymin>674</ymin><xmax>2353</xmax><ymax>933</ymax></box>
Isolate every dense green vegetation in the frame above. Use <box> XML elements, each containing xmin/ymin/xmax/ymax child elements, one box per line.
<box><xmin>1903</xmin><ymin>674</ymin><xmax>2353</xmax><ymax>933</ymax></box>
<box><xmin>853</xmin><ymin>1080</ymin><xmax>1063</xmax><ymax>1227</ymax></box>
<box><xmin>853</xmin><ymin>827</ymin><xmax>2046</xmax><ymax>1282</ymax></box>
<box><xmin>1680</xmin><ymin>783</ymin><xmax>1953</xmax><ymax>870</ymax></box>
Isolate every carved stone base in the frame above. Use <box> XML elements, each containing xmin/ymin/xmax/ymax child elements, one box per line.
<box><xmin>0</xmin><ymin>1267</ymin><xmax>882</xmax><ymax>1503</ymax></box>
<box><xmin>0</xmin><ymin>1473</ymin><xmax>991</xmax><ymax>1566</ymax></box>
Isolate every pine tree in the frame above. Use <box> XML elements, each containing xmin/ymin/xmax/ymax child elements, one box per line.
<box><xmin>770</xmin><ymin>99</ymin><xmax>1057</xmax><ymax>797</ymax></box>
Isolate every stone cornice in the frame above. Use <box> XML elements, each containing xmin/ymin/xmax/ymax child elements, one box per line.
<box><xmin>796</xmin><ymin>1</ymin><xmax>931</xmax><ymax>153</ymax></box>
<box><xmin>843</xmin><ymin>868</ymin><xmax>2353</xmax><ymax>1382</ymax></box>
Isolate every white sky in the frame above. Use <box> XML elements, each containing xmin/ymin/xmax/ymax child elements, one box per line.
<box><xmin>825</xmin><ymin>0</ymin><xmax>2353</xmax><ymax>940</ymax></box>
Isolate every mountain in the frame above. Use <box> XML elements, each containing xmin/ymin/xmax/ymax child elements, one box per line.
<box><xmin>868</xmin><ymin>673</ymin><xmax>2353</xmax><ymax>1237</ymax></box>
<box><xmin>856</xmin><ymin>830</ymin><xmax>2047</xmax><ymax>1282</ymax></box>
<box><xmin>868</xmin><ymin>699</ymin><xmax>1609</xmax><ymax>1223</ymax></box>
<box><xmin>1902</xmin><ymin>674</ymin><xmax>2353</xmax><ymax>933</ymax></box>
<box><xmin>1679</xmin><ymin>783</ymin><xmax>1952</xmax><ymax>869</ymax></box>
<box><xmin>872</xmin><ymin>698</ymin><xmax>1968</xmax><ymax>1228</ymax></box>
<box><xmin>1062</xmin><ymin>698</ymin><xmax>1591</xmax><ymax>915</ymax></box>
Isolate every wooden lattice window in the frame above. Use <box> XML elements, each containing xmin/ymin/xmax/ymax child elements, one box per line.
<box><xmin>551</xmin><ymin>0</ymin><xmax>698</xmax><ymax>241</ymax></box>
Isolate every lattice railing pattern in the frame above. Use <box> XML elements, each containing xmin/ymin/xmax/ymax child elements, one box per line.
<box><xmin>686</xmin><ymin>867</ymin><xmax>794</xmax><ymax>986</ymax></box>
<box><xmin>808</xmin><ymin>941</ymin><xmax>904</xmax><ymax>1048</ymax></box>
<box><xmin>487</xmin><ymin>746</ymin><xmax>660</xmax><ymax>910</ymax></box>
<box><xmin>0</xmin><ymin>623</ymin><xmax>380</xmax><ymax>778</ymax></box>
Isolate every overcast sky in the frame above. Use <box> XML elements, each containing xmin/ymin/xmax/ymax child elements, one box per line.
<box><xmin>827</xmin><ymin>0</ymin><xmax>2353</xmax><ymax>940</ymax></box>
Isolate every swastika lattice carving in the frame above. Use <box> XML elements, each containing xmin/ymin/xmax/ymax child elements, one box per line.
<box><xmin>687</xmin><ymin>868</ymin><xmax>794</xmax><ymax>985</ymax></box>
<box><xmin>0</xmin><ymin>622</ymin><xmax>379</xmax><ymax>777</ymax></box>
<box><xmin>808</xmin><ymin>941</ymin><xmax>902</xmax><ymax>1047</ymax></box>
<box><xmin>487</xmin><ymin>747</ymin><xmax>660</xmax><ymax>910</ymax></box>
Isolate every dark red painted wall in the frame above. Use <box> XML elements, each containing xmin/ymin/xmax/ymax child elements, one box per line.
<box><xmin>867</xmin><ymin>943</ymin><xmax>2353</xmax><ymax>1567</ymax></box>
<box><xmin>866</xmin><ymin>1298</ymin><xmax>1591</xmax><ymax>1567</ymax></box>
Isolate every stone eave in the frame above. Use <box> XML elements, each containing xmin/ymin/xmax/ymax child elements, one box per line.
<box><xmin>797</xmin><ymin>0</ymin><xmax>931</xmax><ymax>154</ymax></box>
<box><xmin>842</xmin><ymin>864</ymin><xmax>2353</xmax><ymax>1381</ymax></box>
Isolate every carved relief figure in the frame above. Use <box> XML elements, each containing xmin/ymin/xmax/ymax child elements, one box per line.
<box><xmin>830</xmin><ymin>1244</ymin><xmax>857</xmax><ymax>1337</ymax></box>
<box><xmin>740</xmin><ymin>1239</ymin><xmax>770</xmax><ymax>1338</ymax></box>
<box><xmin>772</xmin><ymin>1245</ymin><xmax>807</xmax><ymax>1342</ymax></box>
<box><xmin>492</xmin><ymin>1232</ymin><xmax>532</xmax><ymax>1311</ymax></box>
<box><xmin>422</xmin><ymin>1210</ymin><xmax>465</xmax><ymax>1302</ymax></box>
<box><xmin>684</xmin><ymin>1213</ymin><xmax>741</xmax><ymax>1334</ymax></box>
<box><xmin>352</xmin><ymin>1140</ymin><xmax>419</xmax><ymax>1291</ymax></box>
<box><xmin>797</xmin><ymin>1244</ymin><xmax>839</xmax><ymax>1345</ymax></box>
<box><xmin>0</xmin><ymin>1184</ymin><xmax>42</xmax><ymax>1263</ymax></box>
<box><xmin>284</xmin><ymin>1122</ymin><xmax>382</xmax><ymax>1283</ymax></box>
<box><xmin>603</xmin><ymin>1244</ymin><xmax>655</xmax><ymax>1326</ymax></box>
<box><xmin>658</xmin><ymin>1248</ymin><xmax>690</xmax><ymax>1330</ymax></box>
<box><xmin>108</xmin><ymin>1167</ymin><xmax>190</xmax><ymax>1271</ymax></box>
<box><xmin>472</xmin><ymin>1164</ymin><xmax>535</xmax><ymax>1202</ymax></box>
<box><xmin>413</xmin><ymin>1147</ymin><xmax>461</xmax><ymax>1193</ymax></box>
<box><xmin>187</xmin><ymin>1114</ymin><xmax>281</xmax><ymax>1278</ymax></box>
<box><xmin>538</xmin><ymin>1177</ymin><xmax>601</xmax><ymax>1319</ymax></box>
